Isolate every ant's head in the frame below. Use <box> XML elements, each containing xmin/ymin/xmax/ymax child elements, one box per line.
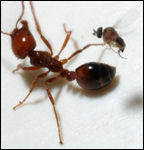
<box><xmin>10</xmin><ymin>20</ymin><xmax>36</xmax><ymax>59</ymax></box>
<box><xmin>1</xmin><ymin>2</ymin><xmax>36</xmax><ymax>59</ymax></box>
<box><xmin>93</xmin><ymin>27</ymin><xmax>103</xmax><ymax>38</ymax></box>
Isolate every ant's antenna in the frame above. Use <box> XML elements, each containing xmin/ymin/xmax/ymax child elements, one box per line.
<box><xmin>1</xmin><ymin>1</ymin><xmax>25</xmax><ymax>36</ymax></box>
<box><xmin>15</xmin><ymin>1</ymin><xmax>25</xmax><ymax>29</ymax></box>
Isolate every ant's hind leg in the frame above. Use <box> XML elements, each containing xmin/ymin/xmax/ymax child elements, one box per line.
<box><xmin>13</xmin><ymin>71</ymin><xmax>49</xmax><ymax>110</ymax></box>
<box><xmin>45</xmin><ymin>75</ymin><xmax>63</xmax><ymax>144</ymax></box>
<box><xmin>12</xmin><ymin>64</ymin><xmax>42</xmax><ymax>73</ymax></box>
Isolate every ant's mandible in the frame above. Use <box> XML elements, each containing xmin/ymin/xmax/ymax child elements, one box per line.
<box><xmin>1</xmin><ymin>1</ymin><xmax>116</xmax><ymax>145</ymax></box>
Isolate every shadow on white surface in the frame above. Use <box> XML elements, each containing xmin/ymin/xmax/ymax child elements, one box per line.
<box><xmin>12</xmin><ymin>67</ymin><xmax>120</xmax><ymax>103</ymax></box>
<box><xmin>124</xmin><ymin>92</ymin><xmax>143</xmax><ymax>113</ymax></box>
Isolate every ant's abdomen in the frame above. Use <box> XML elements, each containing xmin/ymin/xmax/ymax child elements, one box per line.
<box><xmin>76</xmin><ymin>62</ymin><xmax>116</xmax><ymax>90</ymax></box>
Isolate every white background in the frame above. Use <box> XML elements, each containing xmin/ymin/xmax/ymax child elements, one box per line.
<box><xmin>1</xmin><ymin>1</ymin><xmax>143</xmax><ymax>149</ymax></box>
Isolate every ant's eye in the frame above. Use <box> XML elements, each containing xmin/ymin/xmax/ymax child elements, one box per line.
<box><xmin>26</xmin><ymin>32</ymin><xmax>30</xmax><ymax>36</ymax></box>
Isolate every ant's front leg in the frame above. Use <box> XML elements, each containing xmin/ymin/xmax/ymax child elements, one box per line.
<box><xmin>12</xmin><ymin>64</ymin><xmax>43</xmax><ymax>73</ymax></box>
<box><xmin>29</xmin><ymin>2</ymin><xmax>53</xmax><ymax>56</ymax></box>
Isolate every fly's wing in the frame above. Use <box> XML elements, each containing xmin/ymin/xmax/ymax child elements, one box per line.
<box><xmin>113</xmin><ymin>9</ymin><xmax>139</xmax><ymax>29</ymax></box>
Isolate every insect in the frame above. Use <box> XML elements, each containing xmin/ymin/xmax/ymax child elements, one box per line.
<box><xmin>1</xmin><ymin>2</ymin><xmax>116</xmax><ymax>144</ymax></box>
<box><xmin>93</xmin><ymin>9</ymin><xmax>139</xmax><ymax>59</ymax></box>
<box><xmin>93</xmin><ymin>26</ymin><xmax>126</xmax><ymax>59</ymax></box>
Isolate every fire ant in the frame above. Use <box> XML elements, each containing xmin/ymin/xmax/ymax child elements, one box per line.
<box><xmin>1</xmin><ymin>1</ymin><xmax>116</xmax><ymax>144</ymax></box>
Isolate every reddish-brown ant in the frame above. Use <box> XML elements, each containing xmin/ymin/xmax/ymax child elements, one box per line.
<box><xmin>1</xmin><ymin>2</ymin><xmax>116</xmax><ymax>144</ymax></box>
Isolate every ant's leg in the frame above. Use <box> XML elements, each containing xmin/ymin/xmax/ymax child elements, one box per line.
<box><xmin>13</xmin><ymin>71</ymin><xmax>50</xmax><ymax>110</ymax></box>
<box><xmin>29</xmin><ymin>2</ymin><xmax>53</xmax><ymax>56</ymax></box>
<box><xmin>45</xmin><ymin>76</ymin><xmax>63</xmax><ymax>144</ymax></box>
<box><xmin>61</xmin><ymin>43</ymin><xmax>105</xmax><ymax>64</ymax></box>
<box><xmin>12</xmin><ymin>64</ymin><xmax>42</xmax><ymax>73</ymax></box>
<box><xmin>55</xmin><ymin>24</ymin><xmax>72</xmax><ymax>60</ymax></box>
<box><xmin>46</xmin><ymin>88</ymin><xmax>63</xmax><ymax>145</ymax></box>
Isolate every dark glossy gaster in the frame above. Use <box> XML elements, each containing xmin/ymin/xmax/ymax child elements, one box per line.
<box><xmin>76</xmin><ymin>62</ymin><xmax>116</xmax><ymax>90</ymax></box>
